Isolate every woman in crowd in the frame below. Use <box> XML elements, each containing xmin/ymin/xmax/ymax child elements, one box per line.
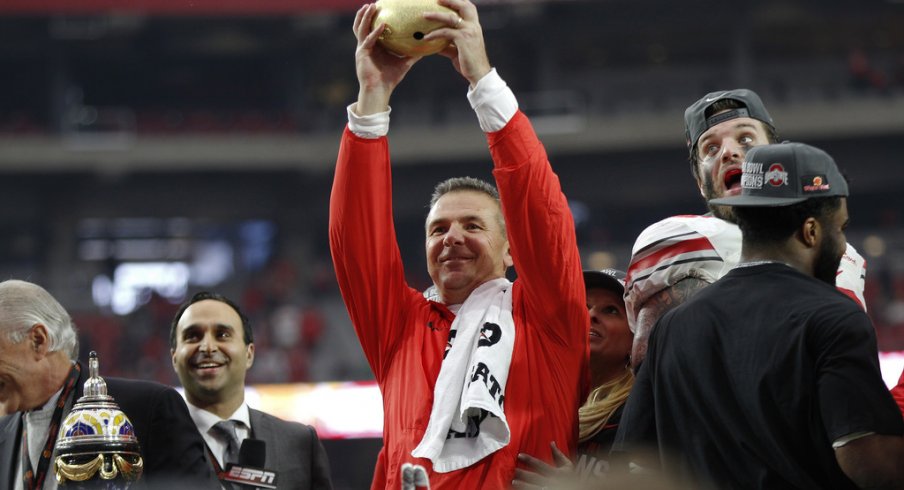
<box><xmin>512</xmin><ymin>268</ymin><xmax>634</xmax><ymax>486</ymax></box>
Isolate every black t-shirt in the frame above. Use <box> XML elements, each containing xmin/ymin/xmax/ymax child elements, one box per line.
<box><xmin>574</xmin><ymin>403</ymin><xmax>624</xmax><ymax>479</ymax></box>
<box><xmin>613</xmin><ymin>263</ymin><xmax>904</xmax><ymax>489</ymax></box>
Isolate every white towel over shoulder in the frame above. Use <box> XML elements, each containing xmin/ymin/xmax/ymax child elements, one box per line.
<box><xmin>412</xmin><ymin>277</ymin><xmax>515</xmax><ymax>472</ymax></box>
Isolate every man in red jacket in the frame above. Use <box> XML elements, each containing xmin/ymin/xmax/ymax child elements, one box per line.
<box><xmin>329</xmin><ymin>1</ymin><xmax>588</xmax><ymax>488</ymax></box>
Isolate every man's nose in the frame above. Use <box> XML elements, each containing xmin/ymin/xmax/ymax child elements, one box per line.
<box><xmin>442</xmin><ymin>225</ymin><xmax>464</xmax><ymax>246</ymax></box>
<box><xmin>199</xmin><ymin>334</ymin><xmax>217</xmax><ymax>352</ymax></box>
<box><xmin>720</xmin><ymin>138</ymin><xmax>743</xmax><ymax>163</ymax></box>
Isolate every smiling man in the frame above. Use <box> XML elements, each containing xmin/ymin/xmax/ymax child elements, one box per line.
<box><xmin>170</xmin><ymin>292</ymin><xmax>332</xmax><ymax>490</ymax></box>
<box><xmin>0</xmin><ymin>279</ymin><xmax>218</xmax><ymax>489</ymax></box>
<box><xmin>624</xmin><ymin>89</ymin><xmax>868</xmax><ymax>369</ymax></box>
<box><xmin>329</xmin><ymin>2</ymin><xmax>587</xmax><ymax>488</ymax></box>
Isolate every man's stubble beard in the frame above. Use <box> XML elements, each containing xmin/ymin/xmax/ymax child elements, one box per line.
<box><xmin>701</xmin><ymin>173</ymin><xmax>737</xmax><ymax>223</ymax></box>
<box><xmin>814</xmin><ymin>231</ymin><xmax>844</xmax><ymax>286</ymax></box>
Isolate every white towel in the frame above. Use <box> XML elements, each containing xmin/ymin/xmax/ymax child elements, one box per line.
<box><xmin>412</xmin><ymin>277</ymin><xmax>515</xmax><ymax>472</ymax></box>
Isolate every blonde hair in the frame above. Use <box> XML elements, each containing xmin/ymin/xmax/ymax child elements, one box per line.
<box><xmin>578</xmin><ymin>368</ymin><xmax>635</xmax><ymax>443</ymax></box>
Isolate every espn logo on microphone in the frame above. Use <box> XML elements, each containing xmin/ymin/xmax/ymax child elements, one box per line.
<box><xmin>224</xmin><ymin>465</ymin><xmax>278</xmax><ymax>489</ymax></box>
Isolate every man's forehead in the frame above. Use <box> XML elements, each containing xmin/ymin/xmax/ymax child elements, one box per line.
<box><xmin>586</xmin><ymin>287</ymin><xmax>623</xmax><ymax>300</ymax></box>
<box><xmin>432</xmin><ymin>189</ymin><xmax>496</xmax><ymax>205</ymax></box>
<box><xmin>697</xmin><ymin>116</ymin><xmax>766</xmax><ymax>143</ymax></box>
<box><xmin>428</xmin><ymin>191</ymin><xmax>498</xmax><ymax>217</ymax></box>
<box><xmin>178</xmin><ymin>300</ymin><xmax>241</xmax><ymax>328</ymax></box>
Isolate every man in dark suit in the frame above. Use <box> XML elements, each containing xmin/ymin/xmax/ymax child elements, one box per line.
<box><xmin>170</xmin><ymin>291</ymin><xmax>332</xmax><ymax>490</ymax></box>
<box><xmin>0</xmin><ymin>279</ymin><xmax>219</xmax><ymax>489</ymax></box>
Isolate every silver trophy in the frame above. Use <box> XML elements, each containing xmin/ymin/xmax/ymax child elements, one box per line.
<box><xmin>54</xmin><ymin>351</ymin><xmax>144</xmax><ymax>489</ymax></box>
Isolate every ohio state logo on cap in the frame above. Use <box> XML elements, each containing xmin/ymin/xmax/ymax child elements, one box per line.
<box><xmin>764</xmin><ymin>163</ymin><xmax>788</xmax><ymax>187</ymax></box>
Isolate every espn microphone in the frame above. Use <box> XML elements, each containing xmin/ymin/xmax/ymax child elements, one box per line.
<box><xmin>222</xmin><ymin>439</ymin><xmax>279</xmax><ymax>489</ymax></box>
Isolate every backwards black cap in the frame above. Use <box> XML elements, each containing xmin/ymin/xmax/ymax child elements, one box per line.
<box><xmin>709</xmin><ymin>142</ymin><xmax>849</xmax><ymax>207</ymax></box>
<box><xmin>684</xmin><ymin>89</ymin><xmax>775</xmax><ymax>151</ymax></box>
<box><xmin>583</xmin><ymin>268</ymin><xmax>626</xmax><ymax>295</ymax></box>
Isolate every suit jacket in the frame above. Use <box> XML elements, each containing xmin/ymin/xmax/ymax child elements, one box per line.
<box><xmin>0</xmin><ymin>362</ymin><xmax>219</xmax><ymax>489</ymax></box>
<box><xmin>243</xmin><ymin>408</ymin><xmax>332</xmax><ymax>490</ymax></box>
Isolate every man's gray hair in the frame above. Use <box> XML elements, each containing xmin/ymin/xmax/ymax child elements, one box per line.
<box><xmin>429</xmin><ymin>176</ymin><xmax>500</xmax><ymax>208</ymax></box>
<box><xmin>0</xmin><ymin>279</ymin><xmax>79</xmax><ymax>360</ymax></box>
<box><xmin>428</xmin><ymin>177</ymin><xmax>507</xmax><ymax>235</ymax></box>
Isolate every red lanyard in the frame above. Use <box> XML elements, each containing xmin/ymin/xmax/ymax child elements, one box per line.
<box><xmin>206</xmin><ymin>445</ymin><xmax>229</xmax><ymax>482</ymax></box>
<box><xmin>21</xmin><ymin>363</ymin><xmax>81</xmax><ymax>490</ymax></box>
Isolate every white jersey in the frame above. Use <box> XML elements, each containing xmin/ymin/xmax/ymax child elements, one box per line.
<box><xmin>837</xmin><ymin>242</ymin><xmax>868</xmax><ymax>310</ymax></box>
<box><xmin>625</xmin><ymin>215</ymin><xmax>742</xmax><ymax>332</ymax></box>
<box><xmin>625</xmin><ymin>215</ymin><xmax>867</xmax><ymax>332</ymax></box>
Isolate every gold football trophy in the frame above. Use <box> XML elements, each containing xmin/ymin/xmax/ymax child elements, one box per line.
<box><xmin>54</xmin><ymin>351</ymin><xmax>143</xmax><ymax>489</ymax></box>
<box><xmin>373</xmin><ymin>0</ymin><xmax>456</xmax><ymax>57</ymax></box>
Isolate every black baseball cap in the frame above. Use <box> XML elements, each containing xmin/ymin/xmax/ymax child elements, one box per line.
<box><xmin>583</xmin><ymin>268</ymin><xmax>626</xmax><ymax>295</ymax></box>
<box><xmin>709</xmin><ymin>142</ymin><xmax>849</xmax><ymax>207</ymax></box>
<box><xmin>684</xmin><ymin>88</ymin><xmax>775</xmax><ymax>150</ymax></box>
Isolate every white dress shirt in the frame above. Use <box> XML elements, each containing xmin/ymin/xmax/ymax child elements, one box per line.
<box><xmin>14</xmin><ymin>387</ymin><xmax>63</xmax><ymax>490</ymax></box>
<box><xmin>347</xmin><ymin>68</ymin><xmax>518</xmax><ymax>138</ymax></box>
<box><xmin>183</xmin><ymin>399</ymin><xmax>252</xmax><ymax>468</ymax></box>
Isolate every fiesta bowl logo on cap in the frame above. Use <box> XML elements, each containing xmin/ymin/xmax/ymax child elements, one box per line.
<box><xmin>740</xmin><ymin>160</ymin><xmax>765</xmax><ymax>189</ymax></box>
<box><xmin>765</xmin><ymin>163</ymin><xmax>788</xmax><ymax>187</ymax></box>
<box><xmin>802</xmin><ymin>175</ymin><xmax>831</xmax><ymax>192</ymax></box>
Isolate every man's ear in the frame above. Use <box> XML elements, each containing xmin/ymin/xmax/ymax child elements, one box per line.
<box><xmin>800</xmin><ymin>216</ymin><xmax>821</xmax><ymax>249</ymax></box>
<box><xmin>29</xmin><ymin>324</ymin><xmax>50</xmax><ymax>358</ymax></box>
<box><xmin>503</xmin><ymin>242</ymin><xmax>514</xmax><ymax>269</ymax></box>
<box><xmin>246</xmin><ymin>343</ymin><xmax>255</xmax><ymax>370</ymax></box>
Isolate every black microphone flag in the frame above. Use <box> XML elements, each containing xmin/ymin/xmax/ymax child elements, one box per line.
<box><xmin>222</xmin><ymin>439</ymin><xmax>278</xmax><ymax>489</ymax></box>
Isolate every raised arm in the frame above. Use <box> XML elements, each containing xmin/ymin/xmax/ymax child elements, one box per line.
<box><xmin>424</xmin><ymin>0</ymin><xmax>585</xmax><ymax>344</ymax></box>
<box><xmin>489</xmin><ymin>111</ymin><xmax>585</xmax><ymax>346</ymax></box>
<box><xmin>352</xmin><ymin>3</ymin><xmax>421</xmax><ymax>116</ymax></box>
<box><xmin>328</xmin><ymin>4</ymin><xmax>421</xmax><ymax>379</ymax></box>
<box><xmin>424</xmin><ymin>0</ymin><xmax>491</xmax><ymax>88</ymax></box>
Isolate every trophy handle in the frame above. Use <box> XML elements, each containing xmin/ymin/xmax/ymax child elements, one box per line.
<box><xmin>114</xmin><ymin>454</ymin><xmax>144</xmax><ymax>481</ymax></box>
<box><xmin>55</xmin><ymin>454</ymin><xmax>104</xmax><ymax>483</ymax></box>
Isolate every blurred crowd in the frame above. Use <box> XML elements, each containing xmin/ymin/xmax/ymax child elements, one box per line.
<box><xmin>61</xmin><ymin>238</ymin><xmax>904</xmax><ymax>388</ymax></box>
<box><xmin>69</xmin><ymin>253</ymin><xmax>372</xmax><ymax>386</ymax></box>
